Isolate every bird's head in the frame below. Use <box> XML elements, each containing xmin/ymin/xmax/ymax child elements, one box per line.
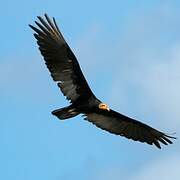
<box><xmin>98</xmin><ymin>103</ymin><xmax>110</xmax><ymax>111</ymax></box>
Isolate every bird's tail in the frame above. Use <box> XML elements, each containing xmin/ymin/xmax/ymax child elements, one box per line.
<box><xmin>52</xmin><ymin>105</ymin><xmax>79</xmax><ymax>120</ymax></box>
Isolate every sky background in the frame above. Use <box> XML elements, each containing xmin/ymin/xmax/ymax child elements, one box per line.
<box><xmin>1</xmin><ymin>0</ymin><xmax>180</xmax><ymax>179</ymax></box>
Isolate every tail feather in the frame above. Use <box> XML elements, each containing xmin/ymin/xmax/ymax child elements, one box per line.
<box><xmin>52</xmin><ymin>106</ymin><xmax>79</xmax><ymax>120</ymax></box>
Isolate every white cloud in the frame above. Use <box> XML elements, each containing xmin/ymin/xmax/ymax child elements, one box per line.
<box><xmin>0</xmin><ymin>55</ymin><xmax>58</xmax><ymax>105</ymax></box>
<box><xmin>90</xmin><ymin>153</ymin><xmax>180</xmax><ymax>180</ymax></box>
<box><xmin>91</xmin><ymin>167</ymin><xmax>128</xmax><ymax>180</ymax></box>
<box><xmin>137</xmin><ymin>45</ymin><xmax>180</xmax><ymax>131</ymax></box>
<box><xmin>128</xmin><ymin>154</ymin><xmax>180</xmax><ymax>180</ymax></box>
<box><xmin>105</xmin><ymin>5</ymin><xmax>180</xmax><ymax>133</ymax></box>
<box><xmin>74</xmin><ymin>5</ymin><xmax>180</xmax><ymax>180</ymax></box>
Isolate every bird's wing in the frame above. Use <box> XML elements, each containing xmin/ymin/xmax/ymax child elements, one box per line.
<box><xmin>84</xmin><ymin>110</ymin><xmax>176</xmax><ymax>148</ymax></box>
<box><xmin>29</xmin><ymin>14</ymin><xmax>95</xmax><ymax>103</ymax></box>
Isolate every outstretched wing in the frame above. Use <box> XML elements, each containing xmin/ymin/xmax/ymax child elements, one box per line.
<box><xmin>29</xmin><ymin>14</ymin><xmax>95</xmax><ymax>103</ymax></box>
<box><xmin>84</xmin><ymin>110</ymin><xmax>176</xmax><ymax>148</ymax></box>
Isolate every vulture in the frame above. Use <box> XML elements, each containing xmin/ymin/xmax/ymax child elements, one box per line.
<box><xmin>29</xmin><ymin>14</ymin><xmax>176</xmax><ymax>149</ymax></box>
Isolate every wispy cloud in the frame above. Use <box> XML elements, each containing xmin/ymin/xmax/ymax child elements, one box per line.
<box><xmin>73</xmin><ymin>3</ymin><xmax>180</xmax><ymax>133</ymax></box>
<box><xmin>129</xmin><ymin>154</ymin><xmax>180</xmax><ymax>180</ymax></box>
<box><xmin>73</xmin><ymin>3</ymin><xmax>180</xmax><ymax>180</ymax></box>
<box><xmin>107</xmin><ymin>4</ymin><xmax>180</xmax><ymax>132</ymax></box>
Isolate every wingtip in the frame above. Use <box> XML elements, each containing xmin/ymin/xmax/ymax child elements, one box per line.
<box><xmin>37</xmin><ymin>16</ymin><xmax>41</xmax><ymax>21</ymax></box>
<box><xmin>29</xmin><ymin>24</ymin><xmax>35</xmax><ymax>30</ymax></box>
<box><xmin>35</xmin><ymin>13</ymin><xmax>49</xmax><ymax>22</ymax></box>
<box><xmin>165</xmin><ymin>132</ymin><xmax>177</xmax><ymax>139</ymax></box>
<box><xmin>34</xmin><ymin>20</ymin><xmax>39</xmax><ymax>26</ymax></box>
<box><xmin>153</xmin><ymin>141</ymin><xmax>161</xmax><ymax>149</ymax></box>
<box><xmin>44</xmin><ymin>13</ymin><xmax>50</xmax><ymax>20</ymax></box>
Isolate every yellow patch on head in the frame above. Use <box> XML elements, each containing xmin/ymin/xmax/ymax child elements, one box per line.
<box><xmin>99</xmin><ymin>103</ymin><xmax>110</xmax><ymax>111</ymax></box>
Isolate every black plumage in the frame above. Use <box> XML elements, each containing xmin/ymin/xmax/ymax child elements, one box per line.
<box><xmin>29</xmin><ymin>14</ymin><xmax>176</xmax><ymax>149</ymax></box>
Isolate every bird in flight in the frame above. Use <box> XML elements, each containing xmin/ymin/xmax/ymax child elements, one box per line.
<box><xmin>29</xmin><ymin>14</ymin><xmax>176</xmax><ymax>149</ymax></box>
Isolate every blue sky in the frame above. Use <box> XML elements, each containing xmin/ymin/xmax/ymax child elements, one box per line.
<box><xmin>1</xmin><ymin>1</ymin><xmax>180</xmax><ymax>180</ymax></box>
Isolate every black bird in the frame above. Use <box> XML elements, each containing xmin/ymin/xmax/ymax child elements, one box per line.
<box><xmin>29</xmin><ymin>14</ymin><xmax>176</xmax><ymax>149</ymax></box>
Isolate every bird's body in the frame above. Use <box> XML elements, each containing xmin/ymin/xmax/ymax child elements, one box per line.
<box><xmin>29</xmin><ymin>14</ymin><xmax>176</xmax><ymax>149</ymax></box>
<box><xmin>52</xmin><ymin>96</ymin><xmax>102</xmax><ymax>119</ymax></box>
